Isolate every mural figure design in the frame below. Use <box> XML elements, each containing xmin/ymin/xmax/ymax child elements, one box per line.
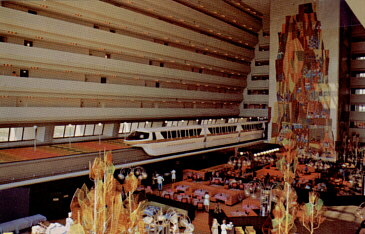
<box><xmin>272</xmin><ymin>3</ymin><xmax>335</xmax><ymax>160</ymax></box>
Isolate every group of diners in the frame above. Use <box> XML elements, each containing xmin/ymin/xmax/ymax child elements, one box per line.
<box><xmin>158</xmin><ymin>187</ymin><xmax>210</xmax><ymax>212</ymax></box>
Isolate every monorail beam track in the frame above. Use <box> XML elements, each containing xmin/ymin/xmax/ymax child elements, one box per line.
<box><xmin>0</xmin><ymin>140</ymin><xmax>263</xmax><ymax>190</ymax></box>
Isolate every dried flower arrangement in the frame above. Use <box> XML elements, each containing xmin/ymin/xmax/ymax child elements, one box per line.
<box><xmin>299</xmin><ymin>192</ymin><xmax>325</xmax><ymax>234</ymax></box>
<box><xmin>69</xmin><ymin>152</ymin><xmax>146</xmax><ymax>233</ymax></box>
<box><xmin>271</xmin><ymin>140</ymin><xmax>298</xmax><ymax>234</ymax></box>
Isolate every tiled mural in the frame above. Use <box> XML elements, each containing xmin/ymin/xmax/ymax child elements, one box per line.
<box><xmin>272</xmin><ymin>3</ymin><xmax>336</xmax><ymax>160</ymax></box>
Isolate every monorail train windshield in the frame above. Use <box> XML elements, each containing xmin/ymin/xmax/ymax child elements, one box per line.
<box><xmin>125</xmin><ymin>131</ymin><xmax>150</xmax><ymax>140</ymax></box>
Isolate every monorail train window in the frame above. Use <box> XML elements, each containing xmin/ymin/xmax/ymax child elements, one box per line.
<box><xmin>126</xmin><ymin>131</ymin><xmax>149</xmax><ymax>140</ymax></box>
<box><xmin>161</xmin><ymin>131</ymin><xmax>168</xmax><ymax>139</ymax></box>
<box><xmin>180</xmin><ymin>130</ymin><xmax>186</xmax><ymax>138</ymax></box>
<box><xmin>170</xmin><ymin>130</ymin><xmax>177</xmax><ymax>138</ymax></box>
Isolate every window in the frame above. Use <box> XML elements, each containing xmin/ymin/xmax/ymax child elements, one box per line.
<box><xmin>202</xmin><ymin>119</ymin><xmax>215</xmax><ymax>125</ymax></box>
<box><xmin>23</xmin><ymin>127</ymin><xmax>36</xmax><ymax>140</ymax></box>
<box><xmin>259</xmin><ymin>45</ymin><xmax>269</xmax><ymax>51</ymax></box>
<box><xmin>84</xmin><ymin>124</ymin><xmax>94</xmax><ymax>136</ymax></box>
<box><xmin>358</xmin><ymin>105</ymin><xmax>365</xmax><ymax>112</ymax></box>
<box><xmin>75</xmin><ymin>125</ymin><xmax>85</xmax><ymax>136</ymax></box>
<box><xmin>24</xmin><ymin>40</ymin><xmax>33</xmax><ymax>47</ymax></box>
<box><xmin>353</xmin><ymin>72</ymin><xmax>365</xmax><ymax>77</ymax></box>
<box><xmin>101</xmin><ymin>77</ymin><xmax>107</xmax><ymax>83</ymax></box>
<box><xmin>161</xmin><ymin>131</ymin><xmax>168</xmax><ymax>139</ymax></box>
<box><xmin>105</xmin><ymin>53</ymin><xmax>111</xmax><ymax>59</ymax></box>
<box><xmin>64</xmin><ymin>125</ymin><xmax>75</xmax><ymax>137</ymax></box>
<box><xmin>28</xmin><ymin>10</ymin><xmax>37</xmax><ymax>15</ymax></box>
<box><xmin>54</xmin><ymin>126</ymin><xmax>65</xmax><ymax>138</ymax></box>
<box><xmin>351</xmin><ymin>121</ymin><xmax>365</xmax><ymax>128</ymax></box>
<box><xmin>0</xmin><ymin>128</ymin><xmax>9</xmax><ymax>142</ymax></box>
<box><xmin>126</xmin><ymin>131</ymin><xmax>150</xmax><ymax>140</ymax></box>
<box><xmin>155</xmin><ymin>82</ymin><xmax>160</xmax><ymax>88</ymax></box>
<box><xmin>247</xmin><ymin>89</ymin><xmax>269</xmax><ymax>95</ymax></box>
<box><xmin>352</xmin><ymin>88</ymin><xmax>365</xmax><ymax>94</ymax></box>
<box><xmin>160</xmin><ymin>63</ymin><xmax>164</xmax><ymax>67</ymax></box>
<box><xmin>244</xmin><ymin>104</ymin><xmax>267</xmax><ymax>109</ymax></box>
<box><xmin>255</xmin><ymin>60</ymin><xmax>269</xmax><ymax>66</ymax></box>
<box><xmin>252</xmin><ymin>75</ymin><xmax>269</xmax><ymax>80</ymax></box>
<box><xmin>353</xmin><ymin>56</ymin><xmax>365</xmax><ymax>60</ymax></box>
<box><xmin>0</xmin><ymin>127</ymin><xmax>38</xmax><ymax>142</ymax></box>
<box><xmin>20</xmin><ymin>69</ymin><xmax>29</xmax><ymax>77</ymax></box>
<box><xmin>135</xmin><ymin>122</ymin><xmax>143</xmax><ymax>128</ymax></box>
<box><xmin>0</xmin><ymin>36</ymin><xmax>7</xmax><ymax>42</ymax></box>
<box><xmin>54</xmin><ymin>123</ymin><xmax>103</xmax><ymax>138</ymax></box>
<box><xmin>169</xmin><ymin>131</ymin><xmax>176</xmax><ymax>138</ymax></box>
<box><xmin>110</xmin><ymin>29</ymin><xmax>116</xmax><ymax>33</ymax></box>
<box><xmin>119</xmin><ymin>122</ymin><xmax>131</xmax><ymax>133</ymax></box>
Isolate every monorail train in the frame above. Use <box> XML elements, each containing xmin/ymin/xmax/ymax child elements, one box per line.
<box><xmin>124</xmin><ymin>121</ymin><xmax>267</xmax><ymax>156</ymax></box>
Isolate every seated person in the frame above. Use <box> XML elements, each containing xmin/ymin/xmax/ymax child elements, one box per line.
<box><xmin>211</xmin><ymin>177</ymin><xmax>222</xmax><ymax>185</ymax></box>
<box><xmin>192</xmin><ymin>173</ymin><xmax>200</xmax><ymax>180</ymax></box>
<box><xmin>316</xmin><ymin>182</ymin><xmax>327</xmax><ymax>191</ymax></box>
<box><xmin>304</xmin><ymin>166</ymin><xmax>309</xmax><ymax>174</ymax></box>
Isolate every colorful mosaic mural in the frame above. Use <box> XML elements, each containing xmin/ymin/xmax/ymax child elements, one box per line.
<box><xmin>272</xmin><ymin>3</ymin><xmax>336</xmax><ymax>160</ymax></box>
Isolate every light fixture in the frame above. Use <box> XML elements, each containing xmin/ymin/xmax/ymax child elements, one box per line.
<box><xmin>118</xmin><ymin>166</ymin><xmax>147</xmax><ymax>181</ymax></box>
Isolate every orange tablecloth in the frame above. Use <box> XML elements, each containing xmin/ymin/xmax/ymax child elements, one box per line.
<box><xmin>256</xmin><ymin>168</ymin><xmax>283</xmax><ymax>178</ymax></box>
<box><xmin>182</xmin><ymin>169</ymin><xmax>206</xmax><ymax>180</ymax></box>
<box><xmin>242</xmin><ymin>198</ymin><xmax>260</xmax><ymax>208</ymax></box>
<box><xmin>298</xmin><ymin>172</ymin><xmax>321</xmax><ymax>181</ymax></box>
<box><xmin>171</xmin><ymin>181</ymin><xmax>244</xmax><ymax>205</ymax></box>
<box><xmin>297</xmin><ymin>164</ymin><xmax>315</xmax><ymax>173</ymax></box>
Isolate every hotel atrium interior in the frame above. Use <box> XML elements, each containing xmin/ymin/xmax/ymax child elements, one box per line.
<box><xmin>0</xmin><ymin>0</ymin><xmax>364</xmax><ymax>233</ymax></box>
